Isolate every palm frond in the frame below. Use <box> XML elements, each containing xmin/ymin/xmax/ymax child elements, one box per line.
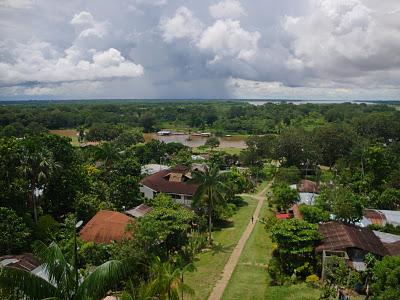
<box><xmin>33</xmin><ymin>241</ymin><xmax>74</xmax><ymax>292</ymax></box>
<box><xmin>0</xmin><ymin>266</ymin><xmax>57</xmax><ymax>300</ymax></box>
<box><xmin>76</xmin><ymin>260</ymin><xmax>128</xmax><ymax>300</ymax></box>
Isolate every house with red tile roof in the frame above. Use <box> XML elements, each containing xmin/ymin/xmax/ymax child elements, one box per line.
<box><xmin>139</xmin><ymin>165</ymin><xmax>198</xmax><ymax>207</ymax></box>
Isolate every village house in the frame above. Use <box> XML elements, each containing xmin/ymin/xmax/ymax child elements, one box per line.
<box><xmin>80</xmin><ymin>210</ymin><xmax>133</xmax><ymax>244</ymax></box>
<box><xmin>316</xmin><ymin>221</ymin><xmax>400</xmax><ymax>271</ymax></box>
<box><xmin>290</xmin><ymin>179</ymin><xmax>320</xmax><ymax>205</ymax></box>
<box><xmin>139</xmin><ymin>165</ymin><xmax>198</xmax><ymax>207</ymax></box>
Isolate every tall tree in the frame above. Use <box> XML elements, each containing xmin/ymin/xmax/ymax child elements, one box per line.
<box><xmin>191</xmin><ymin>165</ymin><xmax>226</xmax><ymax>243</ymax></box>
<box><xmin>268</xmin><ymin>218</ymin><xmax>321</xmax><ymax>280</ymax></box>
<box><xmin>20</xmin><ymin>141</ymin><xmax>59</xmax><ymax>223</ymax></box>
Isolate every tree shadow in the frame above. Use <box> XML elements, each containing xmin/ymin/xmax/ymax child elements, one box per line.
<box><xmin>214</xmin><ymin>219</ymin><xmax>235</xmax><ymax>231</ymax></box>
<box><xmin>231</xmin><ymin>196</ymin><xmax>249</xmax><ymax>208</ymax></box>
<box><xmin>210</xmin><ymin>243</ymin><xmax>235</xmax><ymax>255</ymax></box>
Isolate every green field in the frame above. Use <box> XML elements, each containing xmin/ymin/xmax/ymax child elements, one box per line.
<box><xmin>185</xmin><ymin>196</ymin><xmax>258</xmax><ymax>300</ymax></box>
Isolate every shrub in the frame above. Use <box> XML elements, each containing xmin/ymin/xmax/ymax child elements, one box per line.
<box><xmin>272</xmin><ymin>183</ymin><xmax>299</xmax><ymax>211</ymax></box>
<box><xmin>0</xmin><ymin>207</ymin><xmax>31</xmax><ymax>255</ymax></box>
<box><xmin>79</xmin><ymin>241</ymin><xmax>110</xmax><ymax>267</ymax></box>
<box><xmin>306</xmin><ymin>274</ymin><xmax>320</xmax><ymax>288</ymax></box>
<box><xmin>35</xmin><ymin>215</ymin><xmax>60</xmax><ymax>243</ymax></box>
<box><xmin>299</xmin><ymin>204</ymin><xmax>330</xmax><ymax>223</ymax></box>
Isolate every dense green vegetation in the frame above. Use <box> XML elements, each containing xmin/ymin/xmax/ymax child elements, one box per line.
<box><xmin>0</xmin><ymin>100</ymin><xmax>400</xmax><ymax>299</ymax></box>
<box><xmin>1</xmin><ymin>101</ymin><xmax>399</xmax><ymax>136</ymax></box>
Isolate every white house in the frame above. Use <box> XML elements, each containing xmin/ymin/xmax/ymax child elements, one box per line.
<box><xmin>140</xmin><ymin>165</ymin><xmax>198</xmax><ymax>207</ymax></box>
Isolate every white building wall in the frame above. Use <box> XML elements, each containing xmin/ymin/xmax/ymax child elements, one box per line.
<box><xmin>140</xmin><ymin>185</ymin><xmax>155</xmax><ymax>199</ymax></box>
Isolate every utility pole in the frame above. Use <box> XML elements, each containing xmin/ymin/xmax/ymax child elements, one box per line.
<box><xmin>74</xmin><ymin>220</ymin><xmax>83</xmax><ymax>291</ymax></box>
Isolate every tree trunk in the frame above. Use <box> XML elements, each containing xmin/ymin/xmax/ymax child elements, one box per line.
<box><xmin>33</xmin><ymin>189</ymin><xmax>38</xmax><ymax>224</ymax></box>
<box><xmin>208</xmin><ymin>189</ymin><xmax>213</xmax><ymax>244</ymax></box>
<box><xmin>208</xmin><ymin>207</ymin><xmax>212</xmax><ymax>244</ymax></box>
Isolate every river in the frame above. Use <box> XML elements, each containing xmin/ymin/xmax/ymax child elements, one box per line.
<box><xmin>143</xmin><ymin>133</ymin><xmax>247</xmax><ymax>149</ymax></box>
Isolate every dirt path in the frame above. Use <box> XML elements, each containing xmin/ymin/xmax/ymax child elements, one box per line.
<box><xmin>207</xmin><ymin>182</ymin><xmax>271</xmax><ymax>300</ymax></box>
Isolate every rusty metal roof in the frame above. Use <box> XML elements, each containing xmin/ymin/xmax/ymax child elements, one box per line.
<box><xmin>316</xmin><ymin>222</ymin><xmax>388</xmax><ymax>256</ymax></box>
<box><xmin>297</xmin><ymin>180</ymin><xmax>320</xmax><ymax>193</ymax></box>
<box><xmin>80</xmin><ymin>210</ymin><xmax>133</xmax><ymax>244</ymax></box>
<box><xmin>385</xmin><ymin>241</ymin><xmax>400</xmax><ymax>256</ymax></box>
<box><xmin>125</xmin><ymin>204</ymin><xmax>153</xmax><ymax>218</ymax></box>
<box><xmin>0</xmin><ymin>253</ymin><xmax>40</xmax><ymax>272</ymax></box>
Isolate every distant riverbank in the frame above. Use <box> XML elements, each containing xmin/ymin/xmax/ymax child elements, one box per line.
<box><xmin>247</xmin><ymin>100</ymin><xmax>377</xmax><ymax>106</ymax></box>
<box><xmin>143</xmin><ymin>133</ymin><xmax>247</xmax><ymax>149</ymax></box>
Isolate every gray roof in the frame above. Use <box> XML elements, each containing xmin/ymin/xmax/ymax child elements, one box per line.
<box><xmin>125</xmin><ymin>204</ymin><xmax>153</xmax><ymax>218</ymax></box>
<box><xmin>373</xmin><ymin>230</ymin><xmax>400</xmax><ymax>244</ymax></box>
<box><xmin>379</xmin><ymin>210</ymin><xmax>400</xmax><ymax>226</ymax></box>
<box><xmin>141</xmin><ymin>164</ymin><xmax>169</xmax><ymax>175</ymax></box>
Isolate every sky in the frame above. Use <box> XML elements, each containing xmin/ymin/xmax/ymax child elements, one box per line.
<box><xmin>0</xmin><ymin>0</ymin><xmax>400</xmax><ymax>101</ymax></box>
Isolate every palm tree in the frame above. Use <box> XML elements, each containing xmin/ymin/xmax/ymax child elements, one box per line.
<box><xmin>20</xmin><ymin>148</ymin><xmax>59</xmax><ymax>223</ymax></box>
<box><xmin>191</xmin><ymin>165</ymin><xmax>226</xmax><ymax>244</ymax></box>
<box><xmin>96</xmin><ymin>142</ymin><xmax>120</xmax><ymax>168</ymax></box>
<box><xmin>0</xmin><ymin>241</ymin><xmax>128</xmax><ymax>300</ymax></box>
<box><xmin>121</xmin><ymin>257</ymin><xmax>194</xmax><ymax>300</ymax></box>
<box><xmin>149</xmin><ymin>257</ymin><xmax>194</xmax><ymax>300</ymax></box>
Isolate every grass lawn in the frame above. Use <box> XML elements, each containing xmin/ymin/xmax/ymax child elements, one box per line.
<box><xmin>222</xmin><ymin>196</ymin><xmax>322</xmax><ymax>300</ymax></box>
<box><xmin>265</xmin><ymin>283</ymin><xmax>320</xmax><ymax>300</ymax></box>
<box><xmin>221</xmin><ymin>197</ymin><xmax>272</xmax><ymax>300</ymax></box>
<box><xmin>185</xmin><ymin>196</ymin><xmax>259</xmax><ymax>300</ymax></box>
<box><xmin>217</xmin><ymin>147</ymin><xmax>242</xmax><ymax>155</ymax></box>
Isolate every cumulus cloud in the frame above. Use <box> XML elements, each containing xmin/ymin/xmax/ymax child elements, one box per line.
<box><xmin>283</xmin><ymin>0</ymin><xmax>400</xmax><ymax>83</ymax></box>
<box><xmin>198</xmin><ymin>19</ymin><xmax>260</xmax><ymax>61</ymax></box>
<box><xmin>0</xmin><ymin>9</ymin><xmax>144</xmax><ymax>88</ymax></box>
<box><xmin>159</xmin><ymin>7</ymin><xmax>203</xmax><ymax>42</ymax></box>
<box><xmin>71</xmin><ymin>11</ymin><xmax>110</xmax><ymax>39</ymax></box>
<box><xmin>209</xmin><ymin>0</ymin><xmax>246</xmax><ymax>19</ymax></box>
<box><xmin>0</xmin><ymin>42</ymin><xmax>143</xmax><ymax>86</ymax></box>
<box><xmin>227</xmin><ymin>77</ymin><xmax>400</xmax><ymax>100</ymax></box>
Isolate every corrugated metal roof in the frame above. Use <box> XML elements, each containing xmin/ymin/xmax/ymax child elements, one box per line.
<box><xmin>140</xmin><ymin>166</ymin><xmax>198</xmax><ymax>196</ymax></box>
<box><xmin>363</xmin><ymin>209</ymin><xmax>400</xmax><ymax>227</ymax></box>
<box><xmin>373</xmin><ymin>230</ymin><xmax>400</xmax><ymax>244</ymax></box>
<box><xmin>379</xmin><ymin>210</ymin><xmax>400</xmax><ymax>226</ymax></box>
<box><xmin>80</xmin><ymin>210</ymin><xmax>133</xmax><ymax>244</ymax></box>
<box><xmin>316</xmin><ymin>222</ymin><xmax>388</xmax><ymax>256</ymax></box>
<box><xmin>125</xmin><ymin>204</ymin><xmax>153</xmax><ymax>218</ymax></box>
<box><xmin>385</xmin><ymin>241</ymin><xmax>400</xmax><ymax>256</ymax></box>
<box><xmin>297</xmin><ymin>180</ymin><xmax>320</xmax><ymax>193</ymax></box>
<box><xmin>0</xmin><ymin>254</ymin><xmax>40</xmax><ymax>272</ymax></box>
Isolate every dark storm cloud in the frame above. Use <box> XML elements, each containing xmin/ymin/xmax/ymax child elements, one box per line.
<box><xmin>0</xmin><ymin>0</ymin><xmax>399</xmax><ymax>100</ymax></box>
